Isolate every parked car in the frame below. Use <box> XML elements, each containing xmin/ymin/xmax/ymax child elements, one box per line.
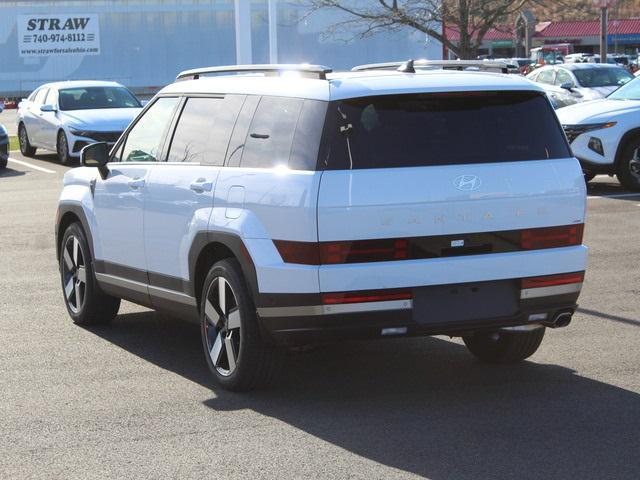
<box><xmin>17</xmin><ymin>81</ymin><xmax>142</xmax><ymax>164</ymax></box>
<box><xmin>526</xmin><ymin>64</ymin><xmax>634</xmax><ymax>108</ymax></box>
<box><xmin>557</xmin><ymin>75</ymin><xmax>640</xmax><ymax>190</ymax></box>
<box><xmin>56</xmin><ymin>64</ymin><xmax>587</xmax><ymax>391</ymax></box>
<box><xmin>0</xmin><ymin>102</ymin><xmax>7</xmax><ymax>170</ymax></box>
<box><xmin>0</xmin><ymin>125</ymin><xmax>8</xmax><ymax>170</ymax></box>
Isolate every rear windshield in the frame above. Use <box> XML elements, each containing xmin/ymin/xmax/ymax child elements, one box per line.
<box><xmin>320</xmin><ymin>91</ymin><xmax>571</xmax><ymax>170</ymax></box>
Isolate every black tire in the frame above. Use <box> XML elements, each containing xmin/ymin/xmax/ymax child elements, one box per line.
<box><xmin>60</xmin><ymin>222</ymin><xmax>120</xmax><ymax>325</ymax></box>
<box><xmin>18</xmin><ymin>123</ymin><xmax>36</xmax><ymax>157</ymax></box>
<box><xmin>583</xmin><ymin>171</ymin><xmax>596</xmax><ymax>183</ymax></box>
<box><xmin>463</xmin><ymin>327</ymin><xmax>545</xmax><ymax>364</ymax></box>
<box><xmin>200</xmin><ymin>258</ymin><xmax>282</xmax><ymax>391</ymax></box>
<box><xmin>0</xmin><ymin>144</ymin><xmax>7</xmax><ymax>169</ymax></box>
<box><xmin>616</xmin><ymin>137</ymin><xmax>640</xmax><ymax>191</ymax></box>
<box><xmin>57</xmin><ymin>130</ymin><xmax>71</xmax><ymax>165</ymax></box>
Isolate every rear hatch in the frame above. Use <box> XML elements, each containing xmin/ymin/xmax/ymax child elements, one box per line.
<box><xmin>316</xmin><ymin>90</ymin><xmax>586</xmax><ymax>290</ymax></box>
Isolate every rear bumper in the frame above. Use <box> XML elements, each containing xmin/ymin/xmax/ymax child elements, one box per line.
<box><xmin>257</xmin><ymin>279</ymin><xmax>581</xmax><ymax>346</ymax></box>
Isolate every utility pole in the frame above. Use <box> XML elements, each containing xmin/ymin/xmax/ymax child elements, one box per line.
<box><xmin>595</xmin><ymin>0</ymin><xmax>617</xmax><ymax>63</ymax></box>
<box><xmin>268</xmin><ymin>0</ymin><xmax>278</xmax><ymax>64</ymax></box>
<box><xmin>600</xmin><ymin>6</ymin><xmax>608</xmax><ymax>63</ymax></box>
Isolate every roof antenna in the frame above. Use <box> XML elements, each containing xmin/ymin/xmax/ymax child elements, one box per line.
<box><xmin>397</xmin><ymin>59</ymin><xmax>415</xmax><ymax>73</ymax></box>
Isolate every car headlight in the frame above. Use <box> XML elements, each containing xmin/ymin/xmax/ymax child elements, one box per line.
<box><xmin>69</xmin><ymin>128</ymin><xmax>92</xmax><ymax>137</ymax></box>
<box><xmin>562</xmin><ymin>122</ymin><xmax>617</xmax><ymax>143</ymax></box>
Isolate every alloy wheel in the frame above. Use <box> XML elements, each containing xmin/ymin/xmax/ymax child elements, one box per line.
<box><xmin>19</xmin><ymin>126</ymin><xmax>28</xmax><ymax>153</ymax></box>
<box><xmin>61</xmin><ymin>235</ymin><xmax>87</xmax><ymax>313</ymax></box>
<box><xmin>204</xmin><ymin>277</ymin><xmax>241</xmax><ymax>377</ymax></box>
<box><xmin>58</xmin><ymin>132</ymin><xmax>69</xmax><ymax>164</ymax></box>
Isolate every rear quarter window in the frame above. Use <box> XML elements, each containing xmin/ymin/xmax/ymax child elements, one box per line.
<box><xmin>320</xmin><ymin>91</ymin><xmax>571</xmax><ymax>170</ymax></box>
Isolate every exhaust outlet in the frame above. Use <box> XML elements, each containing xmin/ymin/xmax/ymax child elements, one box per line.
<box><xmin>544</xmin><ymin>310</ymin><xmax>573</xmax><ymax>328</ymax></box>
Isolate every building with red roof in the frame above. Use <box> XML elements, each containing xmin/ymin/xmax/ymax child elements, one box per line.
<box><xmin>445</xmin><ymin>18</ymin><xmax>640</xmax><ymax>58</ymax></box>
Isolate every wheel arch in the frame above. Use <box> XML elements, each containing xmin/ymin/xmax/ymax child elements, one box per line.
<box><xmin>614</xmin><ymin>127</ymin><xmax>640</xmax><ymax>168</ymax></box>
<box><xmin>189</xmin><ymin>232</ymin><xmax>259</xmax><ymax>311</ymax></box>
<box><xmin>56</xmin><ymin>204</ymin><xmax>95</xmax><ymax>263</ymax></box>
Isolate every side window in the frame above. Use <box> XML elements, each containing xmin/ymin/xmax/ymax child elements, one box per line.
<box><xmin>167</xmin><ymin>95</ymin><xmax>244</xmax><ymax>164</ymax></box>
<box><xmin>240</xmin><ymin>96</ymin><xmax>304</xmax><ymax>169</ymax></box>
<box><xmin>289</xmin><ymin>100</ymin><xmax>327</xmax><ymax>170</ymax></box>
<box><xmin>121</xmin><ymin>97</ymin><xmax>179</xmax><ymax>163</ymax></box>
<box><xmin>555</xmin><ymin>69</ymin><xmax>574</xmax><ymax>87</ymax></box>
<box><xmin>537</xmin><ymin>70</ymin><xmax>555</xmax><ymax>85</ymax></box>
<box><xmin>34</xmin><ymin>88</ymin><xmax>48</xmax><ymax>105</ymax></box>
<box><xmin>45</xmin><ymin>89</ymin><xmax>57</xmax><ymax>106</ymax></box>
<box><xmin>28</xmin><ymin>89</ymin><xmax>40</xmax><ymax>102</ymax></box>
<box><xmin>226</xmin><ymin>95</ymin><xmax>260</xmax><ymax>167</ymax></box>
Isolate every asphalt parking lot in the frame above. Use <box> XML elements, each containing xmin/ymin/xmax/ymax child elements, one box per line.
<box><xmin>1</xmin><ymin>152</ymin><xmax>639</xmax><ymax>480</ymax></box>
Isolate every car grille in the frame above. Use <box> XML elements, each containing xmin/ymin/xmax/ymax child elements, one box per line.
<box><xmin>84</xmin><ymin>131</ymin><xmax>122</xmax><ymax>143</ymax></box>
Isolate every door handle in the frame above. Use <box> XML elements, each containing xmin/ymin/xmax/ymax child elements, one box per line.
<box><xmin>190</xmin><ymin>178</ymin><xmax>213</xmax><ymax>193</ymax></box>
<box><xmin>128</xmin><ymin>177</ymin><xmax>145</xmax><ymax>190</ymax></box>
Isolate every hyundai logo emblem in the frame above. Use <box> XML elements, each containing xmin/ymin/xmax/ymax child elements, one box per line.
<box><xmin>453</xmin><ymin>175</ymin><xmax>482</xmax><ymax>191</ymax></box>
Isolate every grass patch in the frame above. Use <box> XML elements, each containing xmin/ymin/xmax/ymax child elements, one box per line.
<box><xmin>9</xmin><ymin>135</ymin><xmax>19</xmax><ymax>151</ymax></box>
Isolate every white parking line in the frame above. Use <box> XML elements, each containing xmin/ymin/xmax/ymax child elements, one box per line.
<box><xmin>587</xmin><ymin>192</ymin><xmax>640</xmax><ymax>200</ymax></box>
<box><xmin>8</xmin><ymin>157</ymin><xmax>56</xmax><ymax>174</ymax></box>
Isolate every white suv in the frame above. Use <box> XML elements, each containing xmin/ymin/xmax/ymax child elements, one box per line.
<box><xmin>557</xmin><ymin>76</ymin><xmax>640</xmax><ymax>190</ymax></box>
<box><xmin>56</xmin><ymin>64</ymin><xmax>588</xmax><ymax>391</ymax></box>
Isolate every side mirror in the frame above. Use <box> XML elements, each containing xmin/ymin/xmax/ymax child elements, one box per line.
<box><xmin>81</xmin><ymin>142</ymin><xmax>109</xmax><ymax>178</ymax></box>
<box><xmin>560</xmin><ymin>82</ymin><xmax>575</xmax><ymax>92</ymax></box>
<box><xmin>40</xmin><ymin>104</ymin><xmax>57</xmax><ymax>112</ymax></box>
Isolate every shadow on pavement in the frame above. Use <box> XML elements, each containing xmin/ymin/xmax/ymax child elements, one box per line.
<box><xmin>587</xmin><ymin>178</ymin><xmax>640</xmax><ymax>200</ymax></box>
<box><xmin>86</xmin><ymin>311</ymin><xmax>640</xmax><ymax>480</ymax></box>
<box><xmin>579</xmin><ymin>307</ymin><xmax>640</xmax><ymax>327</ymax></box>
<box><xmin>0</xmin><ymin>167</ymin><xmax>26</xmax><ymax>178</ymax></box>
<box><xmin>30</xmin><ymin>152</ymin><xmax>76</xmax><ymax>166</ymax></box>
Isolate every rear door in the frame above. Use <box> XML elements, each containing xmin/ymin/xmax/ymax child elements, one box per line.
<box><xmin>317</xmin><ymin>91</ymin><xmax>586</xmax><ymax>291</ymax></box>
<box><xmin>25</xmin><ymin>88</ymin><xmax>48</xmax><ymax>146</ymax></box>
<box><xmin>143</xmin><ymin>95</ymin><xmax>244</xmax><ymax>306</ymax></box>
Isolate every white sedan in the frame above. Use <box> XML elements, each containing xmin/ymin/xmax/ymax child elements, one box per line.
<box><xmin>557</xmin><ymin>76</ymin><xmax>640</xmax><ymax>190</ymax></box>
<box><xmin>17</xmin><ymin>81</ymin><xmax>142</xmax><ymax>164</ymax></box>
<box><xmin>526</xmin><ymin>64</ymin><xmax>633</xmax><ymax>109</ymax></box>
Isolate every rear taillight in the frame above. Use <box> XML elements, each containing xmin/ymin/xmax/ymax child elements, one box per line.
<box><xmin>273</xmin><ymin>238</ymin><xmax>410</xmax><ymax>265</ymax></box>
<box><xmin>521</xmin><ymin>272</ymin><xmax>584</xmax><ymax>289</ymax></box>
<box><xmin>520</xmin><ymin>224</ymin><xmax>583</xmax><ymax>250</ymax></box>
<box><xmin>319</xmin><ymin>238</ymin><xmax>409</xmax><ymax>264</ymax></box>
<box><xmin>321</xmin><ymin>289</ymin><xmax>412</xmax><ymax>305</ymax></box>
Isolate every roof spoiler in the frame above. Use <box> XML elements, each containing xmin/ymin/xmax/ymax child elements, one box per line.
<box><xmin>352</xmin><ymin>59</ymin><xmax>512</xmax><ymax>74</ymax></box>
<box><xmin>176</xmin><ymin>64</ymin><xmax>333</xmax><ymax>81</ymax></box>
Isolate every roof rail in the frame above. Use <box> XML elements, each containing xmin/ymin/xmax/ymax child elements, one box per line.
<box><xmin>352</xmin><ymin>59</ymin><xmax>513</xmax><ymax>74</ymax></box>
<box><xmin>176</xmin><ymin>64</ymin><xmax>333</xmax><ymax>81</ymax></box>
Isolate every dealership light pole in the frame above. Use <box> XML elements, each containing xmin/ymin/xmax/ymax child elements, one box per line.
<box><xmin>268</xmin><ymin>0</ymin><xmax>278</xmax><ymax>63</ymax></box>
<box><xmin>234</xmin><ymin>0</ymin><xmax>252</xmax><ymax>64</ymax></box>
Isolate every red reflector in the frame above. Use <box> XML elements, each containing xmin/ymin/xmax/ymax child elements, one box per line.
<box><xmin>322</xmin><ymin>289</ymin><xmax>412</xmax><ymax>305</ymax></box>
<box><xmin>521</xmin><ymin>272</ymin><xmax>584</xmax><ymax>289</ymax></box>
<box><xmin>521</xmin><ymin>224</ymin><xmax>583</xmax><ymax>250</ymax></box>
<box><xmin>272</xmin><ymin>240</ymin><xmax>320</xmax><ymax>265</ymax></box>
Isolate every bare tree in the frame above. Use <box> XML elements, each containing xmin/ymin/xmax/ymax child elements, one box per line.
<box><xmin>305</xmin><ymin>0</ymin><xmax>549</xmax><ymax>59</ymax></box>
